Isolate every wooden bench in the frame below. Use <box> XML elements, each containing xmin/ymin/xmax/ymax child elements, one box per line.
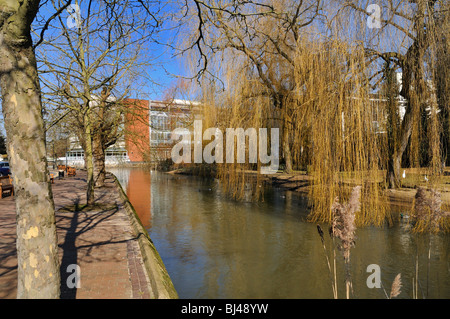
<box><xmin>67</xmin><ymin>167</ymin><xmax>76</xmax><ymax>177</ymax></box>
<box><xmin>0</xmin><ymin>176</ymin><xmax>14</xmax><ymax>198</ymax></box>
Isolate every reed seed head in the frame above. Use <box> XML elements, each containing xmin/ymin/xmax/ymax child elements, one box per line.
<box><xmin>390</xmin><ymin>273</ymin><xmax>402</xmax><ymax>299</ymax></box>
<box><xmin>330</xmin><ymin>186</ymin><xmax>361</xmax><ymax>260</ymax></box>
<box><xmin>413</xmin><ymin>187</ymin><xmax>448</xmax><ymax>232</ymax></box>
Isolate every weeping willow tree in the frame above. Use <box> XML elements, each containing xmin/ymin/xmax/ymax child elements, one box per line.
<box><xmin>340</xmin><ymin>0</ymin><xmax>448</xmax><ymax>187</ymax></box>
<box><xmin>292</xmin><ymin>0</ymin><xmax>448</xmax><ymax>228</ymax></box>
<box><xmin>177</xmin><ymin>0</ymin><xmax>323</xmax><ymax>174</ymax></box>
<box><xmin>193</xmin><ymin>36</ymin><xmax>390</xmax><ymax>224</ymax></box>
<box><xmin>337</xmin><ymin>0</ymin><xmax>449</xmax><ymax>231</ymax></box>
<box><xmin>177</xmin><ymin>0</ymin><xmax>449</xmax><ymax>230</ymax></box>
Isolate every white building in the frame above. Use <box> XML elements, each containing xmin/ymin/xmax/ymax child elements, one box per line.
<box><xmin>62</xmin><ymin>95</ymin><xmax>131</xmax><ymax>167</ymax></box>
<box><xmin>63</xmin><ymin>136</ymin><xmax>130</xmax><ymax>167</ymax></box>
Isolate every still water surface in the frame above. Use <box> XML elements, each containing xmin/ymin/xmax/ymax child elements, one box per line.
<box><xmin>109</xmin><ymin>168</ymin><xmax>450</xmax><ymax>299</ymax></box>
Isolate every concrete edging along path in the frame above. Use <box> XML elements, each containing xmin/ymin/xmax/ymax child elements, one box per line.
<box><xmin>110</xmin><ymin>173</ymin><xmax>178</xmax><ymax>299</ymax></box>
<box><xmin>0</xmin><ymin>169</ymin><xmax>177</xmax><ymax>299</ymax></box>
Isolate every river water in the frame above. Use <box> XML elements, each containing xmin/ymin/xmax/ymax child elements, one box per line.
<box><xmin>109</xmin><ymin>168</ymin><xmax>450</xmax><ymax>299</ymax></box>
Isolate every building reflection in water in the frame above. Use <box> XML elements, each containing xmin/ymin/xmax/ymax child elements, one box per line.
<box><xmin>126</xmin><ymin>169</ymin><xmax>152</xmax><ymax>229</ymax></box>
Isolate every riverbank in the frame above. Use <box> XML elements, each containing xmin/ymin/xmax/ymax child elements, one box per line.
<box><xmin>264</xmin><ymin>170</ymin><xmax>450</xmax><ymax>212</ymax></box>
<box><xmin>116</xmin><ymin>167</ymin><xmax>450</xmax><ymax>298</ymax></box>
<box><xmin>169</xmin><ymin>166</ymin><xmax>450</xmax><ymax>214</ymax></box>
<box><xmin>0</xmin><ymin>169</ymin><xmax>177</xmax><ymax>299</ymax></box>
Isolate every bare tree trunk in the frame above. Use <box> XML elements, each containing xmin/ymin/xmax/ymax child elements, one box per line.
<box><xmin>0</xmin><ymin>0</ymin><xmax>60</xmax><ymax>298</ymax></box>
<box><xmin>386</xmin><ymin>36</ymin><xmax>422</xmax><ymax>189</ymax></box>
<box><xmin>84</xmin><ymin>109</ymin><xmax>95</xmax><ymax>205</ymax></box>
<box><xmin>387</xmin><ymin>153</ymin><xmax>402</xmax><ymax>189</ymax></box>
<box><xmin>387</xmin><ymin>101</ymin><xmax>414</xmax><ymax>188</ymax></box>
<box><xmin>283</xmin><ymin>120</ymin><xmax>293</xmax><ymax>174</ymax></box>
<box><xmin>281</xmin><ymin>98</ymin><xmax>293</xmax><ymax>174</ymax></box>
<box><xmin>93</xmin><ymin>133</ymin><xmax>106</xmax><ymax>187</ymax></box>
<box><xmin>448</xmin><ymin>113</ymin><xmax>450</xmax><ymax>166</ymax></box>
<box><xmin>92</xmin><ymin>88</ymin><xmax>109</xmax><ymax>188</ymax></box>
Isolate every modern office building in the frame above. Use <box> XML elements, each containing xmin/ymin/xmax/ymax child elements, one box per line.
<box><xmin>125</xmin><ymin>99</ymin><xmax>200</xmax><ymax>164</ymax></box>
<box><xmin>57</xmin><ymin>99</ymin><xmax>199</xmax><ymax>167</ymax></box>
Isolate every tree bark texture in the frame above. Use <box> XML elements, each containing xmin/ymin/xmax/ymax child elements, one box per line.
<box><xmin>283</xmin><ymin>118</ymin><xmax>293</xmax><ymax>174</ymax></box>
<box><xmin>92</xmin><ymin>132</ymin><xmax>106</xmax><ymax>188</ymax></box>
<box><xmin>0</xmin><ymin>0</ymin><xmax>60</xmax><ymax>298</ymax></box>
<box><xmin>83</xmin><ymin>108</ymin><xmax>95</xmax><ymax>205</ymax></box>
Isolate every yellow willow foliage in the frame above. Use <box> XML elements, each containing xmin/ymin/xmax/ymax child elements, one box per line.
<box><xmin>198</xmin><ymin>38</ymin><xmax>392</xmax><ymax>224</ymax></box>
<box><xmin>408</xmin><ymin>76</ymin><xmax>430</xmax><ymax>186</ymax></box>
<box><xmin>209</xmin><ymin>61</ymin><xmax>268</xmax><ymax>202</ymax></box>
<box><xmin>425</xmin><ymin>16</ymin><xmax>446</xmax><ymax>188</ymax></box>
<box><xmin>407</xmin><ymin>9</ymin><xmax>449</xmax><ymax>232</ymax></box>
<box><xmin>292</xmin><ymin>40</ymin><xmax>390</xmax><ymax>227</ymax></box>
<box><xmin>194</xmin><ymin>31</ymin><xmax>448</xmax><ymax>230</ymax></box>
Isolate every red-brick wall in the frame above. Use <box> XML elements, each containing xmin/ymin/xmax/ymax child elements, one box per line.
<box><xmin>125</xmin><ymin>99</ymin><xmax>150</xmax><ymax>162</ymax></box>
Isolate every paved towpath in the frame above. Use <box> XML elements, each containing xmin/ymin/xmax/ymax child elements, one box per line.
<box><xmin>0</xmin><ymin>170</ymin><xmax>152</xmax><ymax>299</ymax></box>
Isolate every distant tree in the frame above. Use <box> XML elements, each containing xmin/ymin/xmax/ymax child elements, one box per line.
<box><xmin>38</xmin><ymin>0</ymin><xmax>157</xmax><ymax>196</ymax></box>
<box><xmin>0</xmin><ymin>134</ymin><xmax>6</xmax><ymax>155</ymax></box>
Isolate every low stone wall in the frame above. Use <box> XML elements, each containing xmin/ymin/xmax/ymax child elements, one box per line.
<box><xmin>110</xmin><ymin>172</ymin><xmax>178</xmax><ymax>299</ymax></box>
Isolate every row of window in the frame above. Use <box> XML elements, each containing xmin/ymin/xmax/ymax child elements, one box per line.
<box><xmin>66</xmin><ymin>151</ymin><xmax>128</xmax><ymax>159</ymax></box>
<box><xmin>151</xmin><ymin>114</ymin><xmax>190</xmax><ymax>131</ymax></box>
<box><xmin>151</xmin><ymin>131</ymin><xmax>172</xmax><ymax>145</ymax></box>
<box><xmin>151</xmin><ymin>116</ymin><xmax>170</xmax><ymax>130</ymax></box>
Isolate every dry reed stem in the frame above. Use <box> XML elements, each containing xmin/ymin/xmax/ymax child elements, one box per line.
<box><xmin>316</xmin><ymin>224</ymin><xmax>337</xmax><ymax>299</ymax></box>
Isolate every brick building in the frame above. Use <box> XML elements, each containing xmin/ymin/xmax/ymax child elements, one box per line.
<box><xmin>125</xmin><ymin>99</ymin><xmax>200</xmax><ymax>164</ymax></box>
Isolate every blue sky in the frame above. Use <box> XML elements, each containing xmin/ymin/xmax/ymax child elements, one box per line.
<box><xmin>0</xmin><ymin>0</ymin><xmax>417</xmax><ymax>137</ymax></box>
<box><xmin>0</xmin><ymin>1</ymin><xmax>191</xmax><ymax>136</ymax></box>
